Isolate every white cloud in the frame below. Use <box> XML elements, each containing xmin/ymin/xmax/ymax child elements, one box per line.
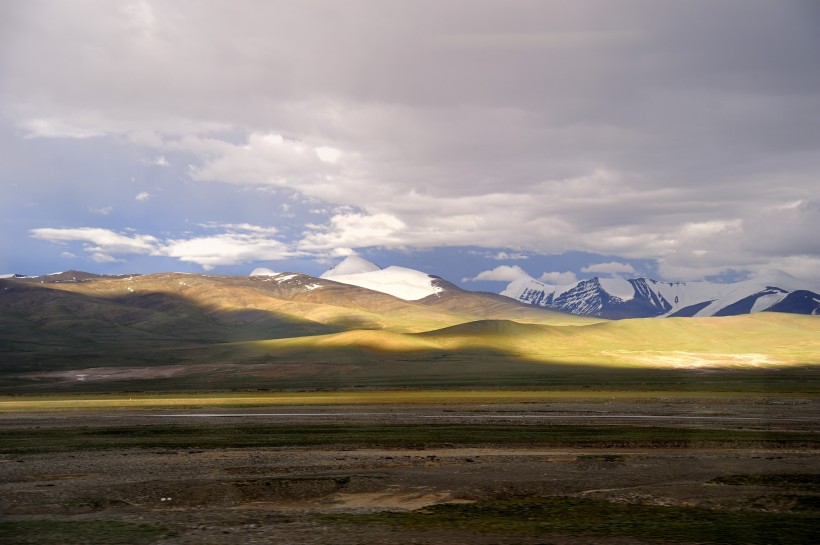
<box><xmin>153</xmin><ymin>155</ymin><xmax>169</xmax><ymax>166</ymax></box>
<box><xmin>463</xmin><ymin>265</ymin><xmax>530</xmax><ymax>283</ymax></box>
<box><xmin>30</xmin><ymin>226</ymin><xmax>295</xmax><ymax>270</ymax></box>
<box><xmin>60</xmin><ymin>251</ymin><xmax>77</xmax><ymax>259</ymax></box>
<box><xmin>89</xmin><ymin>206</ymin><xmax>113</xmax><ymax>215</ymax></box>
<box><xmin>493</xmin><ymin>251</ymin><xmax>528</xmax><ymax>260</ymax></box>
<box><xmin>162</xmin><ymin>233</ymin><xmax>295</xmax><ymax>270</ymax></box>
<box><xmin>198</xmin><ymin>222</ymin><xmax>278</xmax><ymax>235</ymax></box>
<box><xmin>581</xmin><ymin>262</ymin><xmax>637</xmax><ymax>276</ymax></box>
<box><xmin>165</xmin><ymin>133</ymin><xmax>386</xmax><ymax>224</ymax></box>
<box><xmin>539</xmin><ymin>271</ymin><xmax>578</xmax><ymax>285</ymax></box>
<box><xmin>21</xmin><ymin>118</ymin><xmax>105</xmax><ymax>139</ymax></box>
<box><xmin>315</xmin><ymin>146</ymin><xmax>342</xmax><ymax>164</ymax></box>
<box><xmin>135</xmin><ymin>192</ymin><xmax>152</xmax><ymax>201</ymax></box>
<box><xmin>330</xmin><ymin>247</ymin><xmax>357</xmax><ymax>257</ymax></box>
<box><xmin>30</xmin><ymin>227</ymin><xmax>161</xmax><ymax>263</ymax></box>
<box><xmin>299</xmin><ymin>212</ymin><xmax>406</xmax><ymax>250</ymax></box>
<box><xmin>91</xmin><ymin>252</ymin><xmax>123</xmax><ymax>264</ymax></box>
<box><xmin>654</xmin><ymin>201</ymin><xmax>820</xmax><ymax>280</ymax></box>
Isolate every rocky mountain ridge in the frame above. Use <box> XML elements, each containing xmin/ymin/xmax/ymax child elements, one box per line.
<box><xmin>501</xmin><ymin>272</ymin><xmax>820</xmax><ymax>319</ymax></box>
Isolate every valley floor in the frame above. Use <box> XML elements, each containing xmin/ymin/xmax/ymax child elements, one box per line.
<box><xmin>1</xmin><ymin>398</ymin><xmax>818</xmax><ymax>545</ymax></box>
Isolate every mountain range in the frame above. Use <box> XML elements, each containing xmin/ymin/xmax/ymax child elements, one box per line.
<box><xmin>1</xmin><ymin>257</ymin><xmax>818</xmax><ymax>393</ymax></box>
<box><xmin>5</xmin><ymin>257</ymin><xmax>820</xmax><ymax>322</ymax></box>
<box><xmin>501</xmin><ymin>272</ymin><xmax>820</xmax><ymax>320</ymax></box>
<box><xmin>256</xmin><ymin>256</ymin><xmax>820</xmax><ymax>319</ymax></box>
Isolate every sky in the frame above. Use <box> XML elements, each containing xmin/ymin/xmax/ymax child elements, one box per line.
<box><xmin>2</xmin><ymin>0</ymin><xmax>819</xmax><ymax>293</ymax></box>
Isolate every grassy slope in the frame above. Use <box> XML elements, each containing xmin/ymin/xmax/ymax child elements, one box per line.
<box><xmin>248</xmin><ymin>312</ymin><xmax>820</xmax><ymax>368</ymax></box>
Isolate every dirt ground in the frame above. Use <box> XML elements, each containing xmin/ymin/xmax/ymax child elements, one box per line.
<box><xmin>2</xmin><ymin>399</ymin><xmax>818</xmax><ymax>544</ymax></box>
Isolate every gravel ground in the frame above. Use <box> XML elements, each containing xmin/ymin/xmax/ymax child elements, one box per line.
<box><xmin>2</xmin><ymin>399</ymin><xmax>818</xmax><ymax>544</ymax></box>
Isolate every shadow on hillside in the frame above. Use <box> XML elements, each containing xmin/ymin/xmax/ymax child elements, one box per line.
<box><xmin>0</xmin><ymin>281</ymin><xmax>342</xmax><ymax>373</ymax></box>
<box><xmin>2</xmin><ymin>340</ymin><xmax>819</xmax><ymax>394</ymax></box>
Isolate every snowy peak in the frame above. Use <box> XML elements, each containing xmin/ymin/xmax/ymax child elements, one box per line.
<box><xmin>503</xmin><ymin>277</ymin><xmax>663</xmax><ymax>319</ymax></box>
<box><xmin>319</xmin><ymin>258</ymin><xmax>443</xmax><ymax>301</ymax></box>
<box><xmin>320</xmin><ymin>256</ymin><xmax>382</xmax><ymax>278</ymax></box>
<box><xmin>502</xmin><ymin>274</ymin><xmax>820</xmax><ymax>319</ymax></box>
<box><xmin>249</xmin><ymin>267</ymin><xmax>278</xmax><ymax>277</ymax></box>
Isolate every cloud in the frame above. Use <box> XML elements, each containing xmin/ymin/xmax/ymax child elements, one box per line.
<box><xmin>89</xmin><ymin>206</ymin><xmax>113</xmax><ymax>215</ymax></box>
<box><xmin>153</xmin><ymin>155</ymin><xmax>169</xmax><ymax>166</ymax></box>
<box><xmin>493</xmin><ymin>251</ymin><xmax>528</xmax><ymax>260</ymax></box>
<box><xmin>435</xmin><ymin>30</ymin><xmax>644</xmax><ymax>50</ymax></box>
<box><xmin>21</xmin><ymin>118</ymin><xmax>105</xmax><ymax>139</ymax></box>
<box><xmin>174</xmin><ymin>132</ymin><xmax>361</xmax><ymax>204</ymax></box>
<box><xmin>539</xmin><ymin>271</ymin><xmax>578</xmax><ymax>285</ymax></box>
<box><xmin>5</xmin><ymin>2</ymin><xmax>820</xmax><ymax>280</ymax></box>
<box><xmin>299</xmin><ymin>212</ymin><xmax>407</xmax><ymax>251</ymax></box>
<box><xmin>30</xmin><ymin>227</ymin><xmax>161</xmax><ymax>263</ymax></box>
<box><xmin>581</xmin><ymin>261</ymin><xmax>637</xmax><ymax>276</ymax></box>
<box><xmin>162</xmin><ymin>233</ymin><xmax>295</xmax><ymax>270</ymax></box>
<box><xmin>654</xmin><ymin>200</ymin><xmax>820</xmax><ymax>280</ymax></box>
<box><xmin>135</xmin><ymin>192</ymin><xmax>152</xmax><ymax>201</ymax></box>
<box><xmin>30</xmin><ymin>225</ymin><xmax>295</xmax><ymax>270</ymax></box>
<box><xmin>199</xmin><ymin>222</ymin><xmax>279</xmax><ymax>235</ymax></box>
<box><xmin>315</xmin><ymin>146</ymin><xmax>342</xmax><ymax>164</ymax></box>
<box><xmin>463</xmin><ymin>265</ymin><xmax>531</xmax><ymax>283</ymax></box>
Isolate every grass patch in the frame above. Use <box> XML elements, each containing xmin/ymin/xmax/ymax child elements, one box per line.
<box><xmin>1</xmin><ymin>423</ymin><xmax>816</xmax><ymax>454</ymax></box>
<box><xmin>319</xmin><ymin>496</ymin><xmax>820</xmax><ymax>545</ymax></box>
<box><xmin>0</xmin><ymin>520</ymin><xmax>172</xmax><ymax>545</ymax></box>
<box><xmin>577</xmin><ymin>453</ymin><xmax>627</xmax><ymax>463</ymax></box>
<box><xmin>710</xmin><ymin>474</ymin><xmax>820</xmax><ymax>490</ymax></box>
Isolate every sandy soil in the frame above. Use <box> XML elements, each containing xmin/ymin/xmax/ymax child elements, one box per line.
<box><xmin>2</xmin><ymin>400</ymin><xmax>818</xmax><ymax>544</ymax></box>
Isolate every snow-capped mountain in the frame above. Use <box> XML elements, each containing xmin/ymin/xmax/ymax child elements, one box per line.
<box><xmin>319</xmin><ymin>256</ymin><xmax>445</xmax><ymax>301</ymax></box>
<box><xmin>321</xmin><ymin>255</ymin><xmax>381</xmax><ymax>277</ymax></box>
<box><xmin>502</xmin><ymin>272</ymin><xmax>820</xmax><ymax>319</ymax></box>
<box><xmin>249</xmin><ymin>267</ymin><xmax>278</xmax><ymax>277</ymax></box>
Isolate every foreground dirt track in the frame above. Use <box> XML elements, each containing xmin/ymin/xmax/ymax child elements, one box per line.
<box><xmin>2</xmin><ymin>399</ymin><xmax>819</xmax><ymax>544</ymax></box>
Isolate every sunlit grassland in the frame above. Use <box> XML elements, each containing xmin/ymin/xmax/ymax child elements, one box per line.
<box><xmin>4</xmin><ymin>388</ymin><xmax>816</xmax><ymax>413</ymax></box>
<box><xmin>247</xmin><ymin>312</ymin><xmax>820</xmax><ymax>368</ymax></box>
